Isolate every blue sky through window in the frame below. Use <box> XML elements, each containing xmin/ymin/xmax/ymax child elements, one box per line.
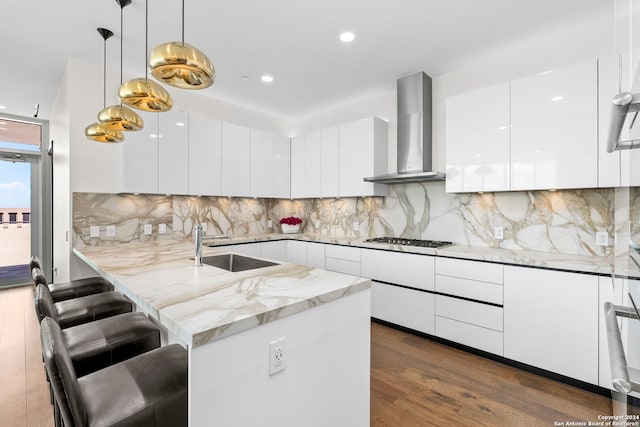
<box><xmin>0</xmin><ymin>160</ymin><xmax>30</xmax><ymax>208</ymax></box>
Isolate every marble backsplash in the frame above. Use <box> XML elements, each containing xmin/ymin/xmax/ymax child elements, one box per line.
<box><xmin>73</xmin><ymin>183</ymin><xmax>635</xmax><ymax>257</ymax></box>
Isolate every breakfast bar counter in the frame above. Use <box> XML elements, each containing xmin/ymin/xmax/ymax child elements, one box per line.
<box><xmin>73</xmin><ymin>240</ymin><xmax>371</xmax><ymax>427</ymax></box>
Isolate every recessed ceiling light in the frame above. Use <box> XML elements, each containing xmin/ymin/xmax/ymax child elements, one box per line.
<box><xmin>551</xmin><ymin>96</ymin><xmax>564</xmax><ymax>102</ymax></box>
<box><xmin>340</xmin><ymin>32</ymin><xmax>355</xmax><ymax>42</ymax></box>
<box><xmin>240</xmin><ymin>75</ymin><xmax>250</xmax><ymax>81</ymax></box>
<box><xmin>261</xmin><ymin>75</ymin><xmax>274</xmax><ymax>83</ymax></box>
<box><xmin>176</xmin><ymin>122</ymin><xmax>185</xmax><ymax>127</ymax></box>
<box><xmin>0</xmin><ymin>105</ymin><xmax>6</xmax><ymax>109</ymax></box>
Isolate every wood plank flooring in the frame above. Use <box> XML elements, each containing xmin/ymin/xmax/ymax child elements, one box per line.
<box><xmin>0</xmin><ymin>285</ymin><xmax>618</xmax><ymax>427</ymax></box>
<box><xmin>0</xmin><ymin>285</ymin><xmax>52</xmax><ymax>427</ymax></box>
<box><xmin>371</xmin><ymin>321</ymin><xmax>614</xmax><ymax>426</ymax></box>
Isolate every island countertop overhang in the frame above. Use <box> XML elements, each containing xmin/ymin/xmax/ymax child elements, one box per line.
<box><xmin>73</xmin><ymin>240</ymin><xmax>371</xmax><ymax>347</ymax></box>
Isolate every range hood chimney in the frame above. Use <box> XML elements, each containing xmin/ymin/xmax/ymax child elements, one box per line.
<box><xmin>365</xmin><ymin>71</ymin><xmax>445</xmax><ymax>184</ymax></box>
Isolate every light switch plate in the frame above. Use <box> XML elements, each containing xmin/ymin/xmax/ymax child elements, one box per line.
<box><xmin>494</xmin><ymin>227</ymin><xmax>503</xmax><ymax>240</ymax></box>
<box><xmin>267</xmin><ymin>220</ymin><xmax>273</xmax><ymax>228</ymax></box>
<box><xmin>158</xmin><ymin>223</ymin><xmax>167</xmax><ymax>234</ymax></box>
<box><xmin>90</xmin><ymin>226</ymin><xmax>100</xmax><ymax>238</ymax></box>
<box><xmin>106</xmin><ymin>225</ymin><xmax>116</xmax><ymax>237</ymax></box>
<box><xmin>144</xmin><ymin>224</ymin><xmax>153</xmax><ymax>235</ymax></box>
<box><xmin>353</xmin><ymin>221</ymin><xmax>359</xmax><ymax>232</ymax></box>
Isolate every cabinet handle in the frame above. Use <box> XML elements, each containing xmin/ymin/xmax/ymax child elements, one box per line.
<box><xmin>604</xmin><ymin>302</ymin><xmax>639</xmax><ymax>393</ymax></box>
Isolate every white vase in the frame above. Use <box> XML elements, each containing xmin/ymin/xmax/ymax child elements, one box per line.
<box><xmin>281</xmin><ymin>224</ymin><xmax>301</xmax><ymax>234</ymax></box>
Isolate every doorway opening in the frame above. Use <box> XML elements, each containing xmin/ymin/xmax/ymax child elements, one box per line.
<box><xmin>0</xmin><ymin>115</ymin><xmax>51</xmax><ymax>288</ymax></box>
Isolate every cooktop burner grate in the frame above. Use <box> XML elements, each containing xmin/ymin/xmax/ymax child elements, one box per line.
<box><xmin>364</xmin><ymin>237</ymin><xmax>453</xmax><ymax>248</ymax></box>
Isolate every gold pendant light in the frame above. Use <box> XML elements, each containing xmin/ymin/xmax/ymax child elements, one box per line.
<box><xmin>149</xmin><ymin>0</ymin><xmax>215</xmax><ymax>90</ymax></box>
<box><xmin>85</xmin><ymin>28</ymin><xmax>124</xmax><ymax>143</ymax></box>
<box><xmin>118</xmin><ymin>0</ymin><xmax>173</xmax><ymax>112</ymax></box>
<box><xmin>98</xmin><ymin>0</ymin><xmax>143</xmax><ymax>131</ymax></box>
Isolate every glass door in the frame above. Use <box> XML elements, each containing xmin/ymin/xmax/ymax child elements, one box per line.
<box><xmin>0</xmin><ymin>115</ymin><xmax>49</xmax><ymax>288</ymax></box>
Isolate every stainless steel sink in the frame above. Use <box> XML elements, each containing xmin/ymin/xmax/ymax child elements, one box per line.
<box><xmin>200</xmin><ymin>254</ymin><xmax>278</xmax><ymax>272</ymax></box>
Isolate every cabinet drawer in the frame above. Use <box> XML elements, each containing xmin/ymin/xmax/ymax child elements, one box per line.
<box><xmin>436</xmin><ymin>258</ymin><xmax>503</xmax><ymax>284</ymax></box>
<box><xmin>372</xmin><ymin>282</ymin><xmax>434</xmax><ymax>334</ymax></box>
<box><xmin>325</xmin><ymin>257</ymin><xmax>360</xmax><ymax>276</ymax></box>
<box><xmin>435</xmin><ymin>295</ymin><xmax>503</xmax><ymax>331</ymax></box>
<box><xmin>361</xmin><ymin>249</ymin><xmax>434</xmax><ymax>291</ymax></box>
<box><xmin>325</xmin><ymin>245</ymin><xmax>361</xmax><ymax>262</ymax></box>
<box><xmin>307</xmin><ymin>243</ymin><xmax>326</xmax><ymax>269</ymax></box>
<box><xmin>435</xmin><ymin>275</ymin><xmax>503</xmax><ymax>305</ymax></box>
<box><xmin>435</xmin><ymin>316</ymin><xmax>503</xmax><ymax>355</ymax></box>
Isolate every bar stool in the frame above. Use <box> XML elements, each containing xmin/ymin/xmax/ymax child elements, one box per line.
<box><xmin>32</xmin><ymin>267</ymin><xmax>111</xmax><ymax>302</ymax></box>
<box><xmin>41</xmin><ymin>317</ymin><xmax>188</xmax><ymax>427</ymax></box>
<box><xmin>35</xmin><ymin>283</ymin><xmax>133</xmax><ymax>329</ymax></box>
<box><xmin>31</xmin><ymin>255</ymin><xmax>112</xmax><ymax>301</ymax></box>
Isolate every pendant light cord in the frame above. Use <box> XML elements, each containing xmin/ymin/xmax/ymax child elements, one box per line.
<box><xmin>145</xmin><ymin>0</ymin><xmax>149</xmax><ymax>81</ymax></box>
<box><xmin>120</xmin><ymin>5</ymin><xmax>123</xmax><ymax>86</ymax></box>
<box><xmin>103</xmin><ymin>36</ymin><xmax>107</xmax><ymax>109</ymax></box>
<box><xmin>181</xmin><ymin>0</ymin><xmax>185</xmax><ymax>46</ymax></box>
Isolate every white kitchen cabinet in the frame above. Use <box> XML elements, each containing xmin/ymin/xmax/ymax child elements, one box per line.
<box><xmin>306</xmin><ymin>242</ymin><xmax>326</xmax><ymax>269</ymax></box>
<box><xmin>320</xmin><ymin>127</ymin><xmax>339</xmax><ymax>197</ymax></box>
<box><xmin>338</xmin><ymin>117</ymin><xmax>388</xmax><ymax>197</ymax></box>
<box><xmin>361</xmin><ymin>249</ymin><xmax>434</xmax><ymax>291</ymax></box>
<box><xmin>290</xmin><ymin>132</ymin><xmax>321</xmax><ymax>199</ymax></box>
<box><xmin>511</xmin><ymin>60</ymin><xmax>598</xmax><ymax>190</ymax></box>
<box><xmin>598</xmin><ymin>276</ymin><xmax>625</xmax><ymax>389</ymax></box>
<box><xmin>325</xmin><ymin>245</ymin><xmax>361</xmax><ymax>276</ymax></box>
<box><xmin>250</xmin><ymin>129</ymin><xmax>290</xmax><ymax>199</ymax></box>
<box><xmin>221</xmin><ymin>123</ymin><xmax>251</xmax><ymax>197</ymax></box>
<box><xmin>116</xmin><ymin>111</ymin><xmax>159</xmax><ymax>194</ymax></box>
<box><xmin>287</xmin><ymin>240</ymin><xmax>308</xmax><ymax>266</ymax></box>
<box><xmin>260</xmin><ymin>240</ymin><xmax>287</xmax><ymax>262</ymax></box>
<box><xmin>188</xmin><ymin>114</ymin><xmax>222</xmax><ymax>196</ymax></box>
<box><xmin>158</xmin><ymin>109</ymin><xmax>189</xmax><ymax>195</ymax></box>
<box><xmin>435</xmin><ymin>316</ymin><xmax>503</xmax><ymax>355</ymax></box>
<box><xmin>372</xmin><ymin>281</ymin><xmax>435</xmax><ymax>334</ymax></box>
<box><xmin>504</xmin><ymin>266</ymin><xmax>599</xmax><ymax>384</ymax></box>
<box><xmin>445</xmin><ymin>82</ymin><xmax>511</xmax><ymax>193</ymax></box>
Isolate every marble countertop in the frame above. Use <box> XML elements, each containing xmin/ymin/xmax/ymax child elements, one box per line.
<box><xmin>73</xmin><ymin>241</ymin><xmax>370</xmax><ymax>347</ymax></box>
<box><xmin>203</xmin><ymin>233</ymin><xmax>640</xmax><ymax>279</ymax></box>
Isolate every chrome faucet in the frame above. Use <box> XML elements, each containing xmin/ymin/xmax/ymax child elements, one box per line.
<box><xmin>194</xmin><ymin>225</ymin><xmax>229</xmax><ymax>267</ymax></box>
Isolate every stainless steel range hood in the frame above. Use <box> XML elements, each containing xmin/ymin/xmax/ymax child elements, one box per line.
<box><xmin>365</xmin><ymin>72</ymin><xmax>445</xmax><ymax>184</ymax></box>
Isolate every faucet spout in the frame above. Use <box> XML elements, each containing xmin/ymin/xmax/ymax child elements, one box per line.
<box><xmin>194</xmin><ymin>225</ymin><xmax>204</xmax><ymax>267</ymax></box>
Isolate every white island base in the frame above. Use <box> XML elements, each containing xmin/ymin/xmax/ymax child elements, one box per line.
<box><xmin>188</xmin><ymin>290</ymin><xmax>370</xmax><ymax>426</ymax></box>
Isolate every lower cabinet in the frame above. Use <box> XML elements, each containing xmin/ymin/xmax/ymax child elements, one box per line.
<box><xmin>504</xmin><ymin>266</ymin><xmax>599</xmax><ymax>385</ymax></box>
<box><xmin>325</xmin><ymin>245</ymin><xmax>361</xmax><ymax>276</ymax></box>
<box><xmin>371</xmin><ymin>282</ymin><xmax>435</xmax><ymax>334</ymax></box>
<box><xmin>260</xmin><ymin>241</ymin><xmax>287</xmax><ymax>262</ymax></box>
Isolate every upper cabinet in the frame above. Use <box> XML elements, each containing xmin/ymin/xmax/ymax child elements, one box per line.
<box><xmin>188</xmin><ymin>114</ymin><xmax>222</xmax><ymax>196</ymax></box>
<box><xmin>510</xmin><ymin>60</ymin><xmax>598</xmax><ymax>191</ymax></box>
<box><xmin>221</xmin><ymin>122</ymin><xmax>251</xmax><ymax>197</ymax></box>
<box><xmin>338</xmin><ymin>117</ymin><xmax>388</xmax><ymax>197</ymax></box>
<box><xmin>116</xmin><ymin>111</ymin><xmax>159</xmax><ymax>194</ymax></box>
<box><xmin>291</xmin><ymin>131</ymin><xmax>322</xmax><ymax>198</ymax></box>
<box><xmin>320</xmin><ymin>127</ymin><xmax>339</xmax><ymax>197</ymax></box>
<box><xmin>251</xmin><ymin>129</ymin><xmax>290</xmax><ymax>199</ymax></box>
<box><xmin>158</xmin><ymin>109</ymin><xmax>189</xmax><ymax>195</ymax></box>
<box><xmin>446</xmin><ymin>59</ymin><xmax>599</xmax><ymax>192</ymax></box>
<box><xmin>445</xmin><ymin>82</ymin><xmax>510</xmax><ymax>193</ymax></box>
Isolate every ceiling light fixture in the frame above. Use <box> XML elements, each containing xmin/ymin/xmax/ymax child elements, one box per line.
<box><xmin>85</xmin><ymin>28</ymin><xmax>124</xmax><ymax>143</ymax></box>
<box><xmin>0</xmin><ymin>105</ymin><xmax>6</xmax><ymax>109</ymax></box>
<box><xmin>149</xmin><ymin>0</ymin><xmax>215</xmax><ymax>89</ymax></box>
<box><xmin>99</xmin><ymin>0</ymin><xmax>143</xmax><ymax>132</ymax></box>
<box><xmin>339</xmin><ymin>32</ymin><xmax>355</xmax><ymax>42</ymax></box>
<box><xmin>119</xmin><ymin>0</ymin><xmax>173</xmax><ymax>112</ymax></box>
<box><xmin>261</xmin><ymin>75</ymin><xmax>274</xmax><ymax>83</ymax></box>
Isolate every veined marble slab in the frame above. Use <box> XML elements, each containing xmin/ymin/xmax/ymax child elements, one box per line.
<box><xmin>73</xmin><ymin>240</ymin><xmax>370</xmax><ymax>347</ymax></box>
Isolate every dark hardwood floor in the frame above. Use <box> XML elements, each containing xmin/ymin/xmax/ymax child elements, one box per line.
<box><xmin>0</xmin><ymin>285</ymin><xmax>619</xmax><ymax>426</ymax></box>
<box><xmin>371</xmin><ymin>321</ymin><xmax>614</xmax><ymax>426</ymax></box>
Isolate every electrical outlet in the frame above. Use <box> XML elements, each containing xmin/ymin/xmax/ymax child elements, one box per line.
<box><xmin>315</xmin><ymin>220</ymin><xmax>320</xmax><ymax>229</ymax></box>
<box><xmin>269</xmin><ymin>337</ymin><xmax>286</xmax><ymax>376</ymax></box>
<box><xmin>201</xmin><ymin>223</ymin><xmax>208</xmax><ymax>233</ymax></box>
<box><xmin>106</xmin><ymin>225</ymin><xmax>116</xmax><ymax>237</ymax></box>
<box><xmin>494</xmin><ymin>227</ymin><xmax>503</xmax><ymax>240</ymax></box>
<box><xmin>353</xmin><ymin>221</ymin><xmax>359</xmax><ymax>232</ymax></box>
<box><xmin>596</xmin><ymin>232</ymin><xmax>608</xmax><ymax>246</ymax></box>
<box><xmin>267</xmin><ymin>220</ymin><xmax>273</xmax><ymax>228</ymax></box>
<box><xmin>144</xmin><ymin>224</ymin><xmax>153</xmax><ymax>235</ymax></box>
<box><xmin>158</xmin><ymin>223</ymin><xmax>167</xmax><ymax>234</ymax></box>
<box><xmin>90</xmin><ymin>226</ymin><xmax>100</xmax><ymax>238</ymax></box>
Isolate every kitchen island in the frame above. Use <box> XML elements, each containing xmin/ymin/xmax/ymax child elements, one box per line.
<box><xmin>73</xmin><ymin>240</ymin><xmax>371</xmax><ymax>427</ymax></box>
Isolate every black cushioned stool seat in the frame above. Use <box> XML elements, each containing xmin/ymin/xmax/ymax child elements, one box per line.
<box><xmin>62</xmin><ymin>312</ymin><xmax>161</xmax><ymax>377</ymax></box>
<box><xmin>32</xmin><ymin>266</ymin><xmax>111</xmax><ymax>303</ymax></box>
<box><xmin>41</xmin><ymin>317</ymin><xmax>188</xmax><ymax>427</ymax></box>
<box><xmin>35</xmin><ymin>284</ymin><xmax>133</xmax><ymax>329</ymax></box>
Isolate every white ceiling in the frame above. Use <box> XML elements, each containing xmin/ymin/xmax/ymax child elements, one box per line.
<box><xmin>1</xmin><ymin>0</ymin><xmax>612</xmax><ymax>121</ymax></box>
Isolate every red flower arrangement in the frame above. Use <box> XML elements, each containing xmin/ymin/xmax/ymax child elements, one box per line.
<box><xmin>279</xmin><ymin>216</ymin><xmax>302</xmax><ymax>225</ymax></box>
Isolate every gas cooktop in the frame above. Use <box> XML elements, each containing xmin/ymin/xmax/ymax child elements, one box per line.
<box><xmin>363</xmin><ymin>237</ymin><xmax>453</xmax><ymax>248</ymax></box>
